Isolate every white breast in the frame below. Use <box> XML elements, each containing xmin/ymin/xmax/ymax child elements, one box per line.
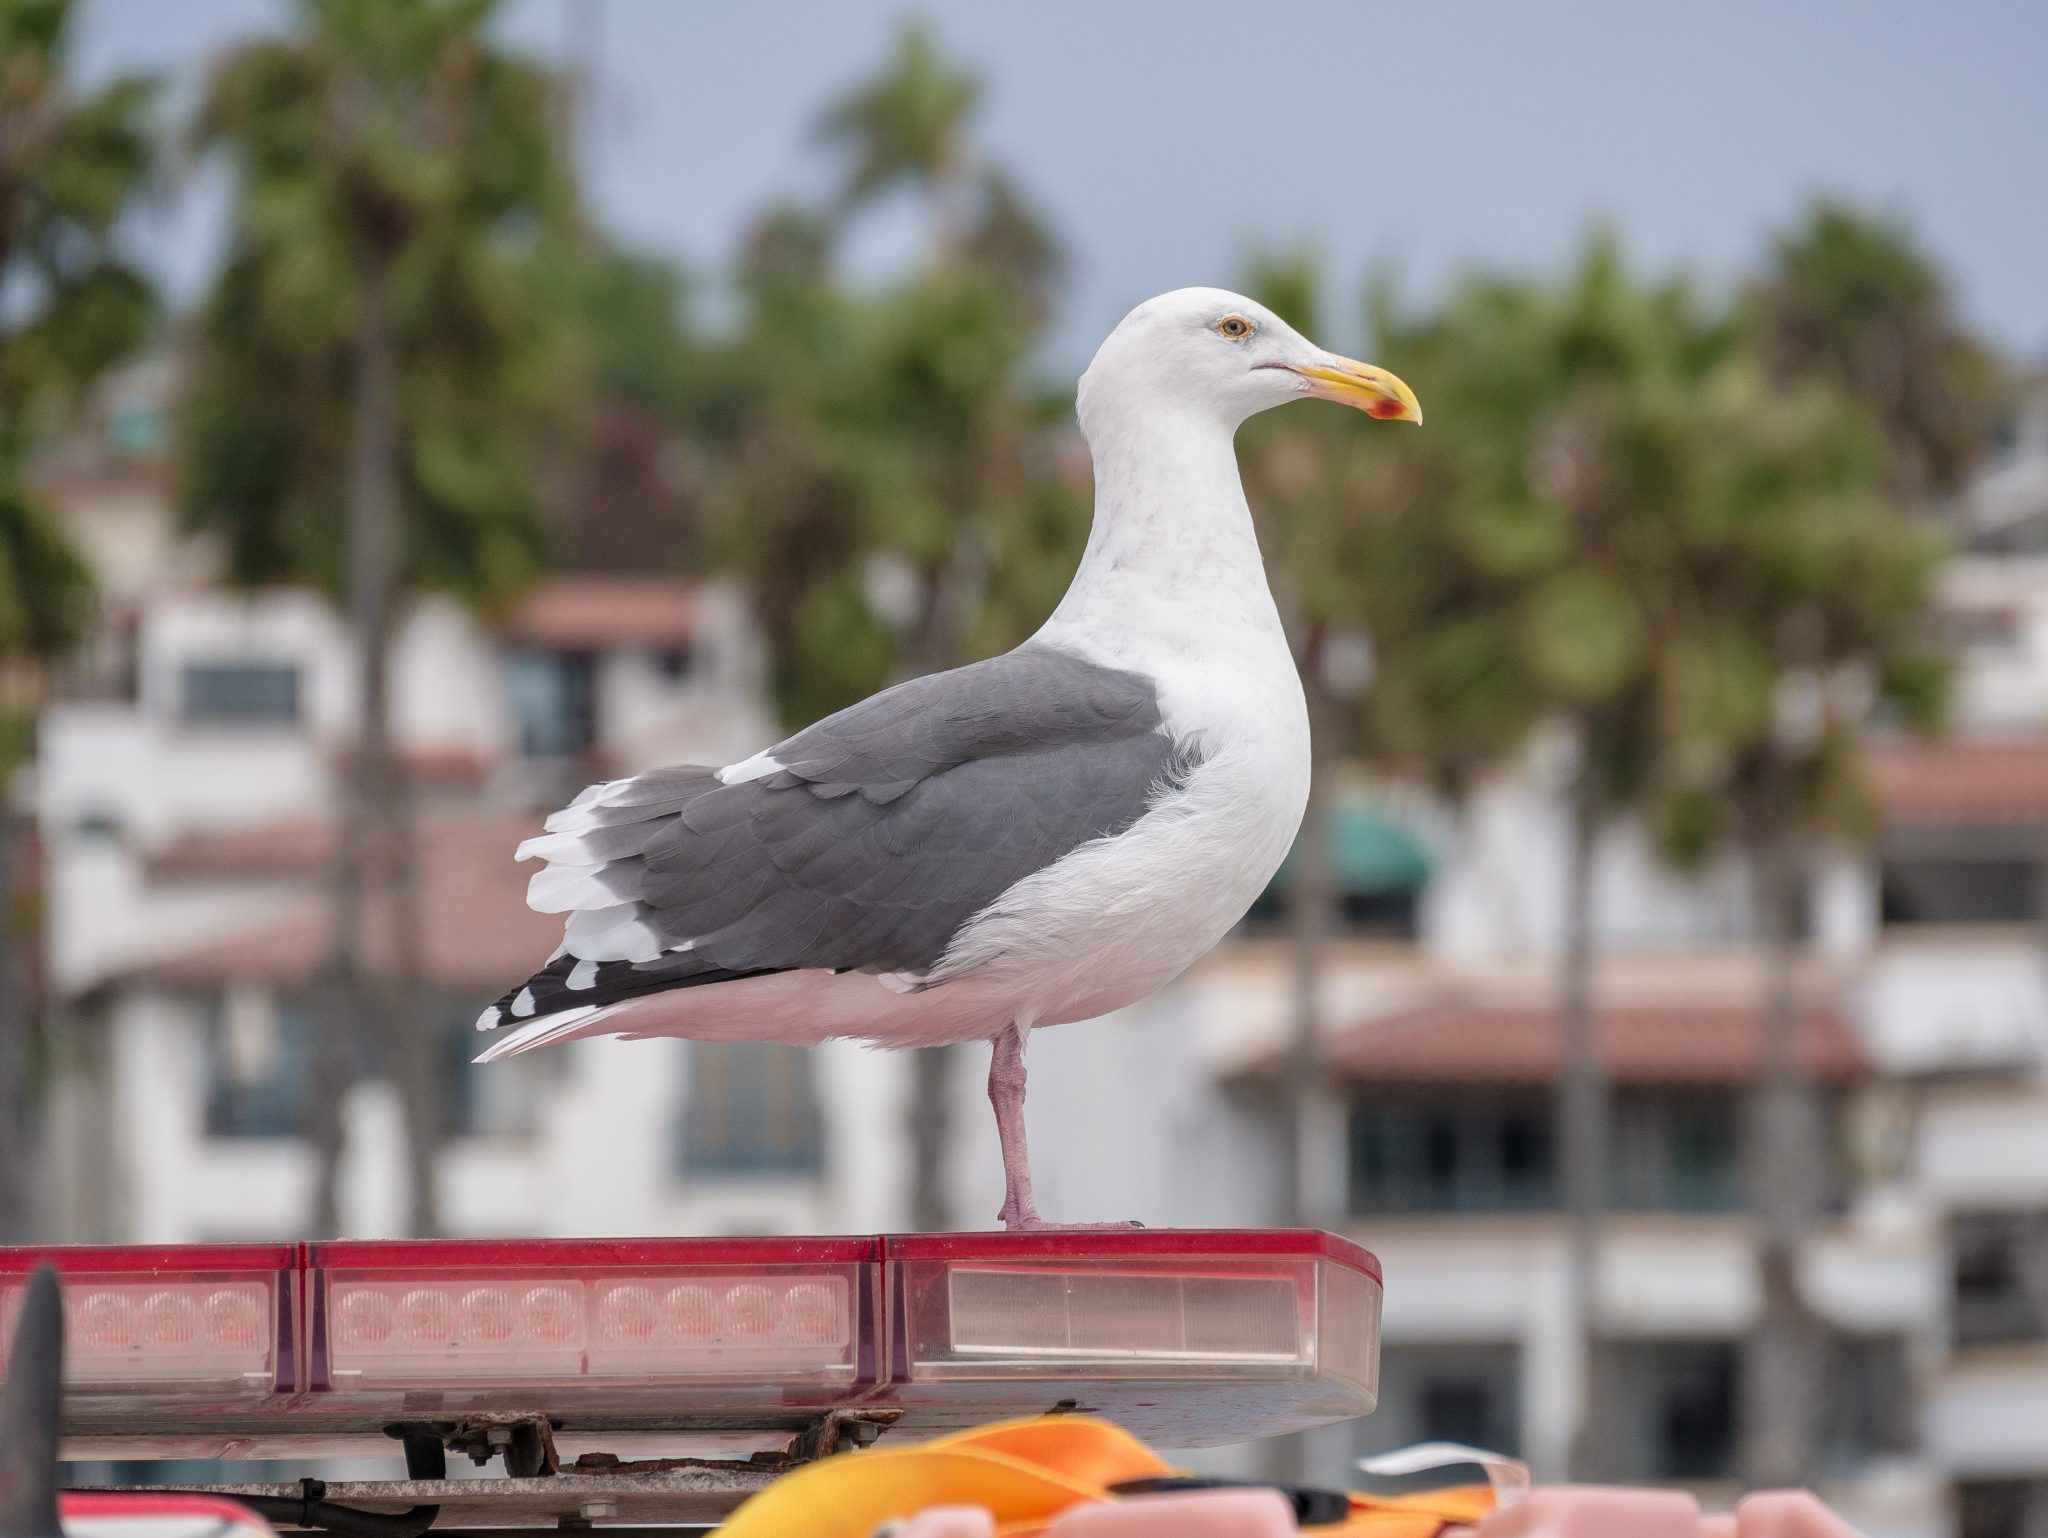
<box><xmin>931</xmin><ymin>615</ymin><xmax>1310</xmax><ymax>1028</ymax></box>
<box><xmin>924</xmin><ymin>360</ymin><xmax>1316</xmax><ymax>1032</ymax></box>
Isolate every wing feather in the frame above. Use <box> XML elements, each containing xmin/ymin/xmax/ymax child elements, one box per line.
<box><xmin>479</xmin><ymin>644</ymin><xmax>1193</xmax><ymax>1035</ymax></box>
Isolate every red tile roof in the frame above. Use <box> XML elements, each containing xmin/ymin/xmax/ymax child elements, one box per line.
<box><xmin>132</xmin><ymin>815</ymin><xmax>556</xmax><ymax>995</ymax></box>
<box><xmin>1302</xmin><ymin>995</ymin><xmax>1864</xmax><ymax>1087</ymax></box>
<box><xmin>147</xmin><ymin>822</ymin><xmax>331</xmax><ymax>882</ymax></box>
<box><xmin>504</xmin><ymin>574</ymin><xmax>697</xmax><ymax>651</ymax></box>
<box><xmin>1872</xmin><ymin>737</ymin><xmax>2048</xmax><ymax>823</ymax></box>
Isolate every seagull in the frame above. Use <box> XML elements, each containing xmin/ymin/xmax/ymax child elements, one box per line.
<box><xmin>476</xmin><ymin>288</ymin><xmax>1420</xmax><ymax>1229</ymax></box>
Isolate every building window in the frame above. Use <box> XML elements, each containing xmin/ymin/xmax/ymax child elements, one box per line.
<box><xmin>203</xmin><ymin>989</ymin><xmax>314</xmax><ymax>1138</ymax></box>
<box><xmin>507</xmin><ymin>649</ymin><xmax>599</xmax><ymax>758</ymax></box>
<box><xmin>206</xmin><ymin>991</ymin><xmax>546</xmax><ymax>1143</ymax></box>
<box><xmin>1610</xmin><ymin>1093</ymin><xmax>1742</xmax><ymax>1213</ymax></box>
<box><xmin>109</xmin><ymin>404</ymin><xmax>162</xmax><ymax>455</ymax></box>
<box><xmin>181</xmin><ymin>662</ymin><xmax>300</xmax><ymax>726</ymax></box>
<box><xmin>1953</xmin><ymin>1212</ymin><xmax>2048</xmax><ymax>1347</ymax></box>
<box><xmin>1880</xmin><ymin>856</ymin><xmax>2041</xmax><ymax>926</ymax></box>
<box><xmin>1242</xmin><ymin>799</ymin><xmax>1430</xmax><ymax>940</ymax></box>
<box><xmin>1349</xmin><ymin>1092</ymin><xmax>1753</xmax><ymax>1216</ymax></box>
<box><xmin>1960</xmin><ymin>1480</ymin><xmax>2048</xmax><ymax>1538</ymax></box>
<box><xmin>1938</xmin><ymin>606</ymin><xmax>2023</xmax><ymax>652</ymax></box>
<box><xmin>1355</xmin><ymin>1343</ymin><xmax>1522</xmax><ymax>1460</ymax></box>
<box><xmin>1602</xmin><ymin>1341</ymin><xmax>1737</xmax><ymax>1482</ymax></box>
<box><xmin>1822</xmin><ymin>1335</ymin><xmax>1914</xmax><ymax>1472</ymax></box>
<box><xmin>442</xmin><ymin>1004</ymin><xmax>546</xmax><ymax>1140</ymax></box>
<box><xmin>1349</xmin><ymin>1094</ymin><xmax>1556</xmax><ymax>1214</ymax></box>
<box><xmin>678</xmin><ymin>1042</ymin><xmax>824</xmax><ymax>1179</ymax></box>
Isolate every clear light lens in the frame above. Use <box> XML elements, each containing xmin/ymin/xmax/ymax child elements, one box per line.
<box><xmin>141</xmin><ymin>1292</ymin><xmax>200</xmax><ymax>1351</ymax></box>
<box><xmin>78</xmin><ymin>1292</ymin><xmax>136</xmax><ymax>1352</ymax></box>
<box><xmin>458</xmin><ymin>1288</ymin><xmax>514</xmax><ymax>1346</ymax></box>
<box><xmin>662</xmin><ymin>1284</ymin><xmax>717</xmax><ymax>1344</ymax></box>
<box><xmin>397</xmin><ymin>1288</ymin><xmax>456</xmax><ymax>1347</ymax></box>
<box><xmin>889</xmin><ymin>1248</ymin><xmax>1381</xmax><ymax>1445</ymax></box>
<box><xmin>600</xmin><ymin>1284</ymin><xmax>658</xmax><ymax>1344</ymax></box>
<box><xmin>524</xmin><ymin>1285</ymin><xmax>580</xmax><ymax>1343</ymax></box>
<box><xmin>0</xmin><ymin>1278</ymin><xmax>275</xmax><ymax>1389</ymax></box>
<box><xmin>943</xmin><ymin>1266</ymin><xmax>1308</xmax><ymax>1365</ymax></box>
<box><xmin>205</xmin><ymin>1289</ymin><xmax>265</xmax><ymax>1351</ymax></box>
<box><xmin>719</xmin><ymin>1284</ymin><xmax>777</xmax><ymax>1343</ymax></box>
<box><xmin>324</xmin><ymin>1272</ymin><xmax>855</xmax><ymax>1383</ymax></box>
<box><xmin>588</xmin><ymin>1276</ymin><xmax>853</xmax><ymax>1369</ymax></box>
<box><xmin>334</xmin><ymin>1287</ymin><xmax>394</xmax><ymax>1348</ymax></box>
<box><xmin>782</xmin><ymin>1282</ymin><xmax>840</xmax><ymax>1346</ymax></box>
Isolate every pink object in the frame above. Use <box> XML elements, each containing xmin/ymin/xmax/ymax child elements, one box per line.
<box><xmin>1737</xmin><ymin>1492</ymin><xmax>1867</xmax><ymax>1538</ymax></box>
<box><xmin>1045</xmin><ymin>1487</ymin><xmax>1297</xmax><ymax>1537</ymax></box>
<box><xmin>1476</xmin><ymin>1486</ymin><xmax>1705</xmax><ymax>1538</ymax></box>
<box><xmin>896</xmin><ymin>1506</ymin><xmax>998</xmax><ymax>1538</ymax></box>
<box><xmin>1471</xmin><ymin>1487</ymin><xmax>1867</xmax><ymax>1538</ymax></box>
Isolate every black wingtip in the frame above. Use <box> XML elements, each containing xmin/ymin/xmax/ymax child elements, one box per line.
<box><xmin>0</xmin><ymin>1266</ymin><xmax>65</xmax><ymax>1538</ymax></box>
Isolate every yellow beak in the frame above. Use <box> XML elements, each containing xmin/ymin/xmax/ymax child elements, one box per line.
<box><xmin>1292</xmin><ymin>356</ymin><xmax>1423</xmax><ymax>423</ymax></box>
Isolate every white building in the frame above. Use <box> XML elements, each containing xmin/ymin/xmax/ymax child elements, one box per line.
<box><xmin>28</xmin><ymin>381</ymin><xmax>924</xmax><ymax>1247</ymax></box>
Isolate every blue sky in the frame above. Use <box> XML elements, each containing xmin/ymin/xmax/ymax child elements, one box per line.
<box><xmin>75</xmin><ymin>0</ymin><xmax>2048</xmax><ymax>370</ymax></box>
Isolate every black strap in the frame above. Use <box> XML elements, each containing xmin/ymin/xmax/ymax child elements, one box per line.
<box><xmin>1108</xmin><ymin>1474</ymin><xmax>1354</xmax><ymax>1527</ymax></box>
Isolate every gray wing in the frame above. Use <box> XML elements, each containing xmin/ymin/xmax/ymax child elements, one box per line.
<box><xmin>480</xmin><ymin>643</ymin><xmax>1194</xmax><ymax>1030</ymax></box>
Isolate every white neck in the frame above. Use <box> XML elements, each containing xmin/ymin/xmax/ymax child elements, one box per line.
<box><xmin>1039</xmin><ymin>403</ymin><xmax>1285</xmax><ymax>659</ymax></box>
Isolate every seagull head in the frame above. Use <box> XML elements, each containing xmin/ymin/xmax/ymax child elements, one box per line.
<box><xmin>1078</xmin><ymin>286</ymin><xmax>1422</xmax><ymax>437</ymax></box>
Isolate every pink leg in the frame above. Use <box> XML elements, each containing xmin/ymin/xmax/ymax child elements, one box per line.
<box><xmin>987</xmin><ymin>1024</ymin><xmax>1142</xmax><ymax>1232</ymax></box>
<box><xmin>989</xmin><ymin>1024</ymin><xmax>1043</xmax><ymax>1229</ymax></box>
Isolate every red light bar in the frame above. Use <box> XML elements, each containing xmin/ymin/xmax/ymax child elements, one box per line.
<box><xmin>0</xmin><ymin>1232</ymin><xmax>1379</xmax><ymax>1454</ymax></box>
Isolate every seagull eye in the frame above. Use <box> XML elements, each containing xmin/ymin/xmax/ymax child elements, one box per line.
<box><xmin>1216</xmin><ymin>315</ymin><xmax>1254</xmax><ymax>340</ymax></box>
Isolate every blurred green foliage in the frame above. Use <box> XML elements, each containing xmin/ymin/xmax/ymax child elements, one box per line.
<box><xmin>1237</xmin><ymin>222</ymin><xmax>1962</xmax><ymax>859</ymax></box>
<box><xmin>0</xmin><ymin>0</ymin><xmax>153</xmax><ymax>672</ymax></box>
<box><xmin>179</xmin><ymin>0</ymin><xmax>582</xmax><ymax>615</ymax></box>
<box><xmin>0</xmin><ymin>0</ymin><xmax>157</xmax><ymax>480</ymax></box>
<box><xmin>671</xmin><ymin>21</ymin><xmax>1080</xmax><ymax>726</ymax></box>
<box><xmin>0</xmin><ymin>0</ymin><xmax>156</xmax><ymax>1238</ymax></box>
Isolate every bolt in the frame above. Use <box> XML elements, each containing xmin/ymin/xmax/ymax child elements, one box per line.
<box><xmin>579</xmin><ymin>1500</ymin><xmax>617</xmax><ymax>1521</ymax></box>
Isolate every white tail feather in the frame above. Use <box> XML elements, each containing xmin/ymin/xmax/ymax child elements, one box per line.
<box><xmin>472</xmin><ymin>1004</ymin><xmax>605</xmax><ymax>1063</ymax></box>
<box><xmin>527</xmin><ymin>862</ymin><xmax>616</xmax><ymax>913</ymax></box>
<box><xmin>517</xmin><ymin>829</ymin><xmax>600</xmax><ymax>863</ymax></box>
<box><xmin>565</xmin><ymin>903</ymin><xmax>664</xmax><ymax>963</ymax></box>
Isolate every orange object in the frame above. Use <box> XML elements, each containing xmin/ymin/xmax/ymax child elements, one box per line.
<box><xmin>717</xmin><ymin>1415</ymin><xmax>1498</xmax><ymax>1537</ymax></box>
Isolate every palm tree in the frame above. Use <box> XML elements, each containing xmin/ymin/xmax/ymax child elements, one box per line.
<box><xmin>184</xmin><ymin>0</ymin><xmax>580</xmax><ymax>1236</ymax></box>
<box><xmin>690</xmin><ymin>27</ymin><xmax>1068</xmax><ymax>1232</ymax></box>
<box><xmin>1749</xmin><ymin>200</ymin><xmax>2001</xmax><ymax>501</ymax></box>
<box><xmin>1235</xmin><ymin>252</ymin><xmax>1461</xmax><ymax>1232</ymax></box>
<box><xmin>1359</xmin><ymin>237</ymin><xmax>1737</xmax><ymax>1478</ymax></box>
<box><xmin>816</xmin><ymin>21</ymin><xmax>978</xmax><ymax>259</ymax></box>
<box><xmin>1651</xmin><ymin>369</ymin><xmax>1950</xmax><ymax>1487</ymax></box>
<box><xmin>1718</xmin><ymin>203</ymin><xmax>1981</xmax><ymax>1482</ymax></box>
<box><xmin>0</xmin><ymin>0</ymin><xmax>155</xmax><ymax>1240</ymax></box>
